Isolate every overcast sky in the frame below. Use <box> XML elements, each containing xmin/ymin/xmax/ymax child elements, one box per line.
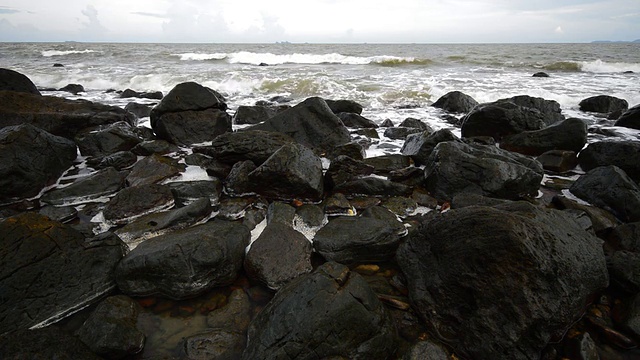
<box><xmin>0</xmin><ymin>0</ymin><xmax>638</xmax><ymax>43</ymax></box>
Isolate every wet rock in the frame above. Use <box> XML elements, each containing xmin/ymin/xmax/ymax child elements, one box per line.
<box><xmin>424</xmin><ymin>141</ymin><xmax>544</xmax><ymax>201</ymax></box>
<box><xmin>537</xmin><ymin>150</ymin><xmax>579</xmax><ymax>173</ymax></box>
<box><xmin>324</xmin><ymin>192</ymin><xmax>355</xmax><ymax>215</ymax></box>
<box><xmin>208</xmin><ymin>288</ymin><xmax>252</xmax><ymax>331</ymax></box>
<box><xmin>58</xmin><ymin>83</ymin><xmax>84</xmax><ymax>94</ymax></box>
<box><xmin>333</xmin><ymin>177</ymin><xmax>412</xmax><ymax>198</ymax></box>
<box><xmin>249</xmin><ymin>97</ymin><xmax>351</xmax><ymax>154</ymax></box>
<box><xmin>125</xmin><ymin>154</ymin><xmax>184</xmax><ymax>186</ymax></box>
<box><xmin>328</xmin><ymin>141</ymin><xmax>366</xmax><ymax>160</ymax></box>
<box><xmin>499</xmin><ymin>95</ymin><xmax>564</xmax><ymax>125</ymax></box>
<box><xmin>0</xmin><ymin>213</ymin><xmax>126</xmax><ymax>334</ymax></box>
<box><xmin>461</xmin><ymin>100</ymin><xmax>546</xmax><ymax>140</ymax></box>
<box><xmin>500</xmin><ymin>117</ymin><xmax>587</xmax><ymax>156</ymax></box>
<box><xmin>266</xmin><ymin>201</ymin><xmax>296</xmax><ymax>225</ymax></box>
<box><xmin>314</xmin><ymin>210</ymin><xmax>406</xmax><ymax>263</ymax></box>
<box><xmin>0</xmin><ymin>327</ymin><xmax>101</xmax><ymax>359</ymax></box>
<box><xmin>168</xmin><ymin>180</ymin><xmax>221</xmax><ymax>207</ymax></box>
<box><xmin>115</xmin><ymin>198</ymin><xmax>212</xmax><ymax>250</ymax></box>
<box><xmin>383</xmin><ymin>126</ymin><xmax>423</xmax><ymax>140</ymax></box>
<box><xmin>120</xmin><ymin>88</ymin><xmax>163</xmax><ymax>100</ymax></box>
<box><xmin>232</xmin><ymin>104</ymin><xmax>288</xmax><ymax>125</ymax></box>
<box><xmin>382</xmin><ymin>196</ymin><xmax>418</xmax><ymax>217</ymax></box>
<box><xmin>615</xmin><ymin>104</ymin><xmax>640</xmax><ymax>130</ymax></box>
<box><xmin>364</xmin><ymin>154</ymin><xmax>412</xmax><ymax>173</ymax></box>
<box><xmin>194</xmin><ymin>130</ymin><xmax>295</xmax><ymax>165</ymax></box>
<box><xmin>295</xmin><ymin>204</ymin><xmax>326</xmax><ymax>227</ymax></box>
<box><xmin>103</xmin><ymin>184</ymin><xmax>174</xmax><ymax>225</ymax></box>
<box><xmin>184</xmin><ymin>329</ymin><xmax>246</xmax><ymax>360</ymax></box>
<box><xmin>245</xmin><ymin>222</ymin><xmax>313</xmax><ymax>290</ymax></box>
<box><xmin>578</xmin><ymin>141</ymin><xmax>640</xmax><ymax>183</ymax></box>
<box><xmin>608</xmin><ymin>222</ymin><xmax>640</xmax><ymax>252</ymax></box>
<box><xmin>0</xmin><ymin>123</ymin><xmax>77</xmax><ymax>203</ymax></box>
<box><xmin>248</xmin><ymin>142</ymin><xmax>324</xmax><ymax>202</ymax></box>
<box><xmin>242</xmin><ymin>262</ymin><xmax>397</xmax><ymax>360</ymax></box>
<box><xmin>116</xmin><ymin>219</ymin><xmax>250</xmax><ymax>300</ymax></box>
<box><xmin>622</xmin><ymin>293</ymin><xmax>640</xmax><ymax>337</ymax></box>
<box><xmin>39</xmin><ymin>205</ymin><xmax>78</xmax><ymax>223</ymax></box>
<box><xmin>0</xmin><ymin>68</ymin><xmax>40</xmax><ymax>95</ymax></box>
<box><xmin>402</xmin><ymin>340</ymin><xmax>449</xmax><ymax>360</ymax></box>
<box><xmin>411</xmin><ymin>188</ymin><xmax>438</xmax><ymax>209</ymax></box>
<box><xmin>388</xmin><ymin>166</ymin><xmax>425</xmax><ymax>187</ymax></box>
<box><xmin>570</xmin><ymin>165</ymin><xmax>640</xmax><ymax>222</ymax></box>
<box><xmin>125</xmin><ymin>102</ymin><xmax>152</xmax><ymax>118</ymax></box>
<box><xmin>75</xmin><ymin>121</ymin><xmax>142</xmax><ymax>158</ymax></box>
<box><xmin>399</xmin><ymin>117</ymin><xmax>431</xmax><ymax>131</ymax></box>
<box><xmin>151</xmin><ymin>82</ymin><xmax>226</xmax><ymax>116</ymax></box>
<box><xmin>551</xmin><ymin>195</ymin><xmax>620</xmax><ymax>237</ymax></box>
<box><xmin>131</xmin><ymin>139</ymin><xmax>180</xmax><ymax>156</ymax></box>
<box><xmin>432</xmin><ymin>90</ymin><xmax>478</xmax><ymax>114</ymax></box>
<box><xmin>325</xmin><ymin>155</ymin><xmax>374</xmax><ymax>189</ymax></box>
<box><xmin>0</xmin><ymin>91</ymin><xmax>136</xmax><ymax>138</ymax></box>
<box><xmin>608</xmin><ymin>251</ymin><xmax>640</xmax><ymax>292</ymax></box>
<box><xmin>337</xmin><ymin>112</ymin><xmax>378</xmax><ymax>128</ymax></box>
<box><xmin>76</xmin><ymin>295</ymin><xmax>145</xmax><ymax>359</ymax></box>
<box><xmin>325</xmin><ymin>99</ymin><xmax>364</xmax><ymax>115</ymax></box>
<box><xmin>41</xmin><ymin>167</ymin><xmax>126</xmax><ymax>206</ymax></box>
<box><xmin>450</xmin><ymin>193</ymin><xmax>511</xmax><ymax>209</ymax></box>
<box><xmin>217</xmin><ymin>196</ymin><xmax>261</xmax><ymax>221</ymax></box>
<box><xmin>396</xmin><ymin>202</ymin><xmax>608</xmax><ymax>360</ymax></box>
<box><xmin>89</xmin><ymin>150</ymin><xmax>137</xmax><ymax>170</ymax></box>
<box><xmin>579</xmin><ymin>95</ymin><xmax>628</xmax><ymax>114</ymax></box>
<box><xmin>401</xmin><ymin>128</ymin><xmax>460</xmax><ymax>166</ymax></box>
<box><xmin>381</xmin><ymin>118</ymin><xmax>394</xmax><ymax>127</ymax></box>
<box><xmin>533</xmin><ymin>72</ymin><xmax>550</xmax><ymax>77</ymax></box>
<box><xmin>185</xmin><ymin>153</ymin><xmax>232</xmax><ymax>179</ymax></box>
<box><xmin>224</xmin><ymin>160</ymin><xmax>257</xmax><ymax>196</ymax></box>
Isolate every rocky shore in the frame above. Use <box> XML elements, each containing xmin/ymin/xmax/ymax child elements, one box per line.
<box><xmin>1</xmin><ymin>67</ymin><xmax>640</xmax><ymax>359</ymax></box>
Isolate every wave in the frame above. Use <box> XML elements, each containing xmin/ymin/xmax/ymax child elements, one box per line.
<box><xmin>41</xmin><ymin>49</ymin><xmax>100</xmax><ymax>57</ymax></box>
<box><xmin>541</xmin><ymin>59</ymin><xmax>639</xmax><ymax>73</ymax></box>
<box><xmin>542</xmin><ymin>61</ymin><xmax>581</xmax><ymax>72</ymax></box>
<box><xmin>372</xmin><ymin>57</ymin><xmax>434</xmax><ymax>67</ymax></box>
<box><xmin>173</xmin><ymin>52</ymin><xmax>228</xmax><ymax>61</ymax></box>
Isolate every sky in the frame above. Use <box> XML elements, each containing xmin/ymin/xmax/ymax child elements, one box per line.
<box><xmin>0</xmin><ymin>0</ymin><xmax>638</xmax><ymax>43</ymax></box>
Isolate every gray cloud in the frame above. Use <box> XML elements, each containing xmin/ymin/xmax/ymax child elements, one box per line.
<box><xmin>131</xmin><ymin>11</ymin><xmax>168</xmax><ymax>19</ymax></box>
<box><xmin>81</xmin><ymin>5</ymin><xmax>107</xmax><ymax>38</ymax></box>
<box><xmin>0</xmin><ymin>6</ymin><xmax>20</xmax><ymax>14</ymax></box>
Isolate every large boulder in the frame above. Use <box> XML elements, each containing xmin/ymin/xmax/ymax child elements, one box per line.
<box><xmin>125</xmin><ymin>153</ymin><xmax>184</xmax><ymax>186</ymax></box>
<box><xmin>75</xmin><ymin>121</ymin><xmax>142</xmax><ymax>158</ymax></box>
<box><xmin>0</xmin><ymin>213</ymin><xmax>126</xmax><ymax>334</ymax></box>
<box><xmin>500</xmin><ymin>117</ymin><xmax>588</xmax><ymax>156</ymax></box>
<box><xmin>570</xmin><ymin>165</ymin><xmax>640</xmax><ymax>222</ymax></box>
<box><xmin>232</xmin><ymin>104</ymin><xmax>288</xmax><ymax>125</ymax></box>
<box><xmin>0</xmin><ymin>123</ymin><xmax>77</xmax><ymax>203</ymax></box>
<box><xmin>249</xmin><ymin>97</ymin><xmax>351</xmax><ymax>154</ymax></box>
<box><xmin>41</xmin><ymin>167</ymin><xmax>126</xmax><ymax>206</ymax></box>
<box><xmin>424</xmin><ymin>141</ymin><xmax>544</xmax><ymax>201</ymax></box>
<box><xmin>0</xmin><ymin>68</ymin><xmax>40</xmax><ymax>95</ymax></box>
<box><xmin>325</xmin><ymin>155</ymin><xmax>374</xmax><ymax>189</ymax></box>
<box><xmin>248</xmin><ymin>142</ymin><xmax>324</xmax><ymax>202</ymax></box>
<box><xmin>401</xmin><ymin>129</ymin><xmax>461</xmax><ymax>166</ymax></box>
<box><xmin>194</xmin><ymin>130</ymin><xmax>295</xmax><ymax>166</ymax></box>
<box><xmin>242</xmin><ymin>262</ymin><xmax>397</xmax><ymax>360</ymax></box>
<box><xmin>615</xmin><ymin>104</ymin><xmax>640</xmax><ymax>130</ymax></box>
<box><xmin>579</xmin><ymin>95</ymin><xmax>628</xmax><ymax>114</ymax></box>
<box><xmin>396</xmin><ymin>202</ymin><xmax>608</xmax><ymax>360</ymax></box>
<box><xmin>578</xmin><ymin>141</ymin><xmax>640</xmax><ymax>183</ymax></box>
<box><xmin>103</xmin><ymin>184</ymin><xmax>175</xmax><ymax>225</ymax></box>
<box><xmin>119</xmin><ymin>88</ymin><xmax>163</xmax><ymax>100</ymax></box>
<box><xmin>499</xmin><ymin>95</ymin><xmax>564</xmax><ymax>125</ymax></box>
<box><xmin>150</xmin><ymin>82</ymin><xmax>230</xmax><ymax>145</ymax></box>
<box><xmin>461</xmin><ymin>100</ymin><xmax>546</xmax><ymax>140</ymax></box>
<box><xmin>337</xmin><ymin>112</ymin><xmax>378</xmax><ymax>128</ymax></box>
<box><xmin>431</xmin><ymin>90</ymin><xmax>478</xmax><ymax>114</ymax></box>
<box><xmin>333</xmin><ymin>177</ymin><xmax>412</xmax><ymax>198</ymax></box>
<box><xmin>0</xmin><ymin>327</ymin><xmax>101</xmax><ymax>359</ymax></box>
<box><xmin>115</xmin><ymin>219</ymin><xmax>249</xmax><ymax>299</ymax></box>
<box><xmin>0</xmin><ymin>91</ymin><xmax>136</xmax><ymax>138</ymax></box>
<box><xmin>325</xmin><ymin>99</ymin><xmax>364</xmax><ymax>115</ymax></box>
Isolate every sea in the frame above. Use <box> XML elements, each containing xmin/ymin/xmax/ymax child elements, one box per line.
<box><xmin>1</xmin><ymin>42</ymin><xmax>639</xmax><ymax>153</ymax></box>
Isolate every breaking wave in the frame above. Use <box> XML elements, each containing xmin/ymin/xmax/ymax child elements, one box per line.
<box><xmin>41</xmin><ymin>49</ymin><xmax>100</xmax><ymax>57</ymax></box>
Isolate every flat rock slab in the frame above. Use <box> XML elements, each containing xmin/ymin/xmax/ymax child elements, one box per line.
<box><xmin>103</xmin><ymin>184</ymin><xmax>175</xmax><ymax>225</ymax></box>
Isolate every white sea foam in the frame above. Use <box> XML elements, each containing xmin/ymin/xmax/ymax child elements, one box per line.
<box><xmin>580</xmin><ymin>59</ymin><xmax>640</xmax><ymax>73</ymax></box>
<box><xmin>173</xmin><ymin>51</ymin><xmax>421</xmax><ymax>66</ymax></box>
<box><xmin>174</xmin><ymin>52</ymin><xmax>228</xmax><ymax>61</ymax></box>
<box><xmin>41</xmin><ymin>49</ymin><xmax>100</xmax><ymax>57</ymax></box>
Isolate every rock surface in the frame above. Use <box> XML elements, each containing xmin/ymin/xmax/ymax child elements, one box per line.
<box><xmin>0</xmin><ymin>327</ymin><xmax>101</xmax><ymax>359</ymax></box>
<box><xmin>0</xmin><ymin>68</ymin><xmax>41</xmax><ymax>95</ymax></box>
<box><xmin>195</xmin><ymin>130</ymin><xmax>295</xmax><ymax>165</ymax></box>
<box><xmin>500</xmin><ymin>117</ymin><xmax>587</xmax><ymax>156</ymax></box>
<box><xmin>401</xmin><ymin>129</ymin><xmax>460</xmax><ymax>165</ymax></box>
<box><xmin>499</xmin><ymin>95</ymin><xmax>564</xmax><ymax>125</ymax></box>
<box><xmin>579</xmin><ymin>95</ymin><xmax>629</xmax><ymax>114</ymax></box>
<box><xmin>75</xmin><ymin>121</ymin><xmax>142</xmax><ymax>158</ymax></box>
<box><xmin>461</xmin><ymin>100</ymin><xmax>546</xmax><ymax>140</ymax></box>
<box><xmin>125</xmin><ymin>154</ymin><xmax>184</xmax><ymax>186</ymax></box>
<box><xmin>431</xmin><ymin>90</ymin><xmax>478</xmax><ymax>114</ymax></box>
<box><xmin>615</xmin><ymin>104</ymin><xmax>640</xmax><ymax>130</ymax></box>
<box><xmin>578</xmin><ymin>141</ymin><xmax>640</xmax><ymax>183</ymax></box>
<box><xmin>103</xmin><ymin>184</ymin><xmax>175</xmax><ymax>225</ymax></box>
<box><xmin>41</xmin><ymin>167</ymin><xmax>126</xmax><ymax>205</ymax></box>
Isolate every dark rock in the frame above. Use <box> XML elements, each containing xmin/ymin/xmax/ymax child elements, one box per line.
<box><xmin>153</xmin><ymin>108</ymin><xmax>232</xmax><ymax>146</ymax></box>
<box><xmin>53</xmin><ymin>63</ymin><xmax>64</xmax><ymax>67</ymax></box>
<box><xmin>224</xmin><ymin>160</ymin><xmax>257</xmax><ymax>196</ymax></box>
<box><xmin>383</xmin><ymin>126</ymin><xmax>423</xmax><ymax>140</ymax></box>
<box><xmin>364</xmin><ymin>154</ymin><xmax>412</xmax><ymax>173</ymax></box>
<box><xmin>150</xmin><ymin>82</ymin><xmax>227</xmax><ymax>117</ymax></box>
<box><xmin>424</xmin><ymin>141</ymin><xmax>544</xmax><ymax>201</ymax></box>
<box><xmin>0</xmin><ymin>124</ymin><xmax>77</xmax><ymax>203</ymax></box>
<box><xmin>396</xmin><ymin>202</ymin><xmax>608</xmax><ymax>360</ymax></box>
<box><xmin>608</xmin><ymin>222</ymin><xmax>640</xmax><ymax>252</ymax></box>
<box><xmin>249</xmin><ymin>97</ymin><xmax>351</xmax><ymax>154</ymax></box>
<box><xmin>242</xmin><ymin>262</ymin><xmax>397</xmax><ymax>360</ymax></box>
<box><xmin>324</xmin><ymin>192</ymin><xmax>355</xmax><ymax>215</ymax></box>
<box><xmin>615</xmin><ymin>104</ymin><xmax>640</xmax><ymax>130</ymax></box>
<box><xmin>194</xmin><ymin>130</ymin><xmax>295</xmax><ymax>165</ymax></box>
<box><xmin>464</xmin><ymin>136</ymin><xmax>496</xmax><ymax>146</ymax></box>
<box><xmin>245</xmin><ymin>222</ymin><xmax>313</xmax><ymax>290</ymax></box>
<box><xmin>125</xmin><ymin>102</ymin><xmax>153</xmax><ymax>118</ymax></box>
<box><xmin>328</xmin><ymin>141</ymin><xmax>366</xmax><ymax>160</ymax></box>
<box><xmin>217</xmin><ymin>196</ymin><xmax>262</xmax><ymax>221</ymax></box>
<box><xmin>333</xmin><ymin>177</ymin><xmax>412</xmax><ymax>198</ymax></box>
<box><xmin>551</xmin><ymin>195</ymin><xmax>620</xmax><ymax>237</ymax></box>
<box><xmin>125</xmin><ymin>154</ymin><xmax>184</xmax><ymax>186</ymax></box>
<box><xmin>500</xmin><ymin>117</ymin><xmax>587</xmax><ymax>156</ymax></box>
<box><xmin>450</xmin><ymin>193</ymin><xmax>511</xmax><ymax>209</ymax></box>
<box><xmin>269</xmin><ymin>95</ymin><xmax>293</xmax><ymax>103</ymax></box>
<box><xmin>89</xmin><ymin>150</ymin><xmax>138</xmax><ymax>170</ymax></box>
<box><xmin>0</xmin><ymin>91</ymin><xmax>136</xmax><ymax>138</ymax></box>
<box><xmin>0</xmin><ymin>213</ymin><xmax>125</xmax><ymax>334</ymax></box>
<box><xmin>115</xmin><ymin>219</ymin><xmax>249</xmax><ymax>300</ymax></box>
<box><xmin>499</xmin><ymin>95</ymin><xmax>564</xmax><ymax>126</ymax></box>
<box><xmin>115</xmin><ymin>198</ymin><xmax>212</xmax><ymax>250</ymax></box>
<box><xmin>380</xmin><ymin>119</ymin><xmax>394</xmax><ymax>127</ymax></box>
<box><xmin>266</xmin><ymin>201</ymin><xmax>296</xmax><ymax>225</ymax></box>
<box><xmin>533</xmin><ymin>72</ymin><xmax>550</xmax><ymax>77</ymax></box>
<box><xmin>103</xmin><ymin>184</ymin><xmax>175</xmax><ymax>225</ymax></box>
<box><xmin>570</xmin><ymin>165</ymin><xmax>640</xmax><ymax>222</ymax></box>
<box><xmin>431</xmin><ymin>90</ymin><xmax>478</xmax><ymax>114</ymax></box>
<box><xmin>399</xmin><ymin>117</ymin><xmax>432</xmax><ymax>131</ymax></box>
<box><xmin>579</xmin><ymin>95</ymin><xmax>629</xmax><ymax>114</ymax></box>
<box><xmin>248</xmin><ymin>143</ymin><xmax>324</xmax><ymax>202</ymax></box>
<box><xmin>120</xmin><ymin>88</ymin><xmax>163</xmax><ymax>100</ymax></box>
<box><xmin>402</xmin><ymin>340</ymin><xmax>449</xmax><ymax>360</ymax></box>
<box><xmin>411</xmin><ymin>188</ymin><xmax>438</xmax><ymax>209</ymax></box>
<box><xmin>39</xmin><ymin>205</ymin><xmax>78</xmax><ymax>223</ymax></box>
<box><xmin>0</xmin><ymin>327</ymin><xmax>101</xmax><ymax>359</ymax></box>
<box><xmin>76</xmin><ymin>295</ymin><xmax>145</xmax><ymax>359</ymax></box>
<box><xmin>578</xmin><ymin>141</ymin><xmax>640</xmax><ymax>183</ymax></box>
<box><xmin>537</xmin><ymin>150</ymin><xmax>579</xmax><ymax>173</ymax></box>
<box><xmin>461</xmin><ymin>100</ymin><xmax>546</xmax><ymax>140</ymax></box>
<box><xmin>59</xmin><ymin>83</ymin><xmax>84</xmax><ymax>94</ymax></box>
<box><xmin>337</xmin><ymin>112</ymin><xmax>378</xmax><ymax>128</ymax></box>
<box><xmin>41</xmin><ymin>167</ymin><xmax>126</xmax><ymax>206</ymax></box>
<box><xmin>168</xmin><ymin>180</ymin><xmax>221</xmax><ymax>207</ymax></box>
<box><xmin>325</xmin><ymin>99</ymin><xmax>364</xmax><ymax>115</ymax></box>
<box><xmin>185</xmin><ymin>153</ymin><xmax>232</xmax><ymax>179</ymax></box>
<box><xmin>232</xmin><ymin>105</ymin><xmax>288</xmax><ymax>125</ymax></box>
<box><xmin>295</xmin><ymin>204</ymin><xmax>326</xmax><ymax>228</ymax></box>
<box><xmin>0</xmin><ymin>68</ymin><xmax>40</xmax><ymax>95</ymax></box>
<box><xmin>401</xmin><ymin>129</ymin><xmax>460</xmax><ymax>166</ymax></box>
<box><xmin>208</xmin><ymin>288</ymin><xmax>252</xmax><ymax>331</ymax></box>
<box><xmin>388</xmin><ymin>166</ymin><xmax>425</xmax><ymax>187</ymax></box>
<box><xmin>75</xmin><ymin>121</ymin><xmax>142</xmax><ymax>158</ymax></box>
<box><xmin>382</xmin><ymin>196</ymin><xmax>419</xmax><ymax>217</ymax></box>
<box><xmin>131</xmin><ymin>139</ymin><xmax>180</xmax><ymax>156</ymax></box>
<box><xmin>608</xmin><ymin>251</ymin><xmax>640</xmax><ymax>292</ymax></box>
<box><xmin>622</xmin><ymin>293</ymin><xmax>640</xmax><ymax>337</ymax></box>
<box><xmin>314</xmin><ymin>212</ymin><xmax>405</xmax><ymax>263</ymax></box>
<box><xmin>184</xmin><ymin>330</ymin><xmax>245</xmax><ymax>360</ymax></box>
<box><xmin>325</xmin><ymin>155</ymin><xmax>374</xmax><ymax>189</ymax></box>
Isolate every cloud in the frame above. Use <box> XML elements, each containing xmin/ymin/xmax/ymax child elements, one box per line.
<box><xmin>81</xmin><ymin>5</ymin><xmax>108</xmax><ymax>38</ymax></box>
<box><xmin>0</xmin><ymin>6</ymin><xmax>20</xmax><ymax>14</ymax></box>
<box><xmin>555</xmin><ymin>26</ymin><xmax>564</xmax><ymax>34</ymax></box>
<box><xmin>131</xmin><ymin>11</ymin><xmax>168</xmax><ymax>19</ymax></box>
